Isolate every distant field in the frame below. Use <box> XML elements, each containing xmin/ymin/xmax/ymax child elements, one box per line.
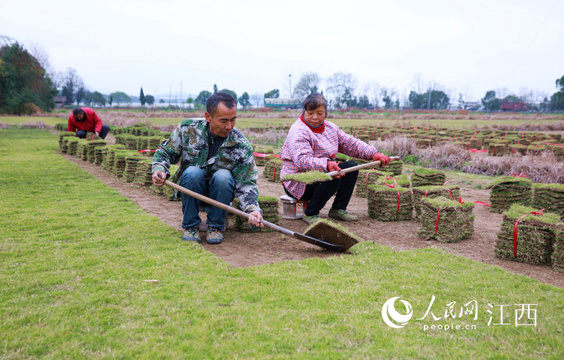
<box><xmin>2</xmin><ymin>113</ymin><xmax>564</xmax><ymax>131</ymax></box>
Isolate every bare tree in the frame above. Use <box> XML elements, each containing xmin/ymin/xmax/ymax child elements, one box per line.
<box><xmin>250</xmin><ymin>92</ymin><xmax>263</xmax><ymax>108</ymax></box>
<box><xmin>293</xmin><ymin>72</ymin><xmax>321</xmax><ymax>100</ymax></box>
<box><xmin>326</xmin><ymin>72</ymin><xmax>357</xmax><ymax>109</ymax></box>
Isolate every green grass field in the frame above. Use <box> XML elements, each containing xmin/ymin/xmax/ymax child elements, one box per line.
<box><xmin>1</xmin><ymin>127</ymin><xmax>564</xmax><ymax>358</ymax></box>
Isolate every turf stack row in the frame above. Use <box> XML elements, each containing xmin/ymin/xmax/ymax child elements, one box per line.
<box><xmin>367</xmin><ymin>184</ymin><xmax>414</xmax><ymax>221</ymax></box>
<box><xmin>488</xmin><ymin>177</ymin><xmax>533</xmax><ymax>213</ymax></box>
<box><xmin>494</xmin><ymin>204</ymin><xmax>562</xmax><ymax>265</ymax></box>
<box><xmin>411</xmin><ymin>168</ymin><xmax>446</xmax><ymax>187</ymax></box>
<box><xmin>233</xmin><ymin>195</ymin><xmax>280</xmax><ymax>232</ymax></box>
<box><xmin>263</xmin><ymin>157</ymin><xmax>283</xmax><ymax>183</ymax></box>
<box><xmin>553</xmin><ymin>229</ymin><xmax>564</xmax><ymax>273</ymax></box>
<box><xmin>532</xmin><ymin>183</ymin><xmax>564</xmax><ymax>220</ymax></box>
<box><xmin>418</xmin><ymin>197</ymin><xmax>475</xmax><ymax>243</ymax></box>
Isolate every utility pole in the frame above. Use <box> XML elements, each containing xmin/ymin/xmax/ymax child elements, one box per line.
<box><xmin>289</xmin><ymin>74</ymin><xmax>292</xmax><ymax>99</ymax></box>
<box><xmin>180</xmin><ymin>82</ymin><xmax>183</xmax><ymax>107</ymax></box>
<box><xmin>169</xmin><ymin>86</ymin><xmax>171</xmax><ymax>105</ymax></box>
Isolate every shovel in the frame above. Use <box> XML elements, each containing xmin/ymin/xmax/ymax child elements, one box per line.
<box><xmin>163</xmin><ymin>179</ymin><xmax>358</xmax><ymax>252</ymax></box>
<box><xmin>326</xmin><ymin>156</ymin><xmax>401</xmax><ymax>178</ymax></box>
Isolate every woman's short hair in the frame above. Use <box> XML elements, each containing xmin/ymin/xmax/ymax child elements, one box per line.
<box><xmin>302</xmin><ymin>93</ymin><xmax>327</xmax><ymax>112</ymax></box>
<box><xmin>206</xmin><ymin>92</ymin><xmax>237</xmax><ymax>116</ymax></box>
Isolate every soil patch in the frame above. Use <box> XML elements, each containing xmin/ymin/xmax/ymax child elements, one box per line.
<box><xmin>60</xmin><ymin>146</ymin><xmax>564</xmax><ymax>288</ymax></box>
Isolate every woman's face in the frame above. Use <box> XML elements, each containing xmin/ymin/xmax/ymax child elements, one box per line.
<box><xmin>303</xmin><ymin>106</ymin><xmax>326</xmax><ymax>127</ymax></box>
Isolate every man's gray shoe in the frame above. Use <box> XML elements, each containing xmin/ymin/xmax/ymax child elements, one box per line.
<box><xmin>182</xmin><ymin>226</ymin><xmax>200</xmax><ymax>242</ymax></box>
<box><xmin>328</xmin><ymin>209</ymin><xmax>358</xmax><ymax>222</ymax></box>
<box><xmin>302</xmin><ymin>214</ymin><xmax>321</xmax><ymax>225</ymax></box>
<box><xmin>206</xmin><ymin>227</ymin><xmax>224</xmax><ymax>245</ymax></box>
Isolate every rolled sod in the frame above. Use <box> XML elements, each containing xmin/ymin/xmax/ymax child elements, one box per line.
<box><xmin>411</xmin><ymin>167</ymin><xmax>446</xmax><ymax>187</ymax></box>
<box><xmin>418</xmin><ymin>196</ymin><xmax>475</xmax><ymax>243</ymax></box>
<box><xmin>367</xmin><ymin>184</ymin><xmax>414</xmax><ymax>221</ymax></box>
<box><xmin>532</xmin><ymin>183</ymin><xmax>564</xmax><ymax>220</ymax></box>
<box><xmin>263</xmin><ymin>157</ymin><xmax>283</xmax><ymax>183</ymax></box>
<box><xmin>281</xmin><ymin>171</ymin><xmax>332</xmax><ymax>184</ymax></box>
<box><xmin>412</xmin><ymin>185</ymin><xmax>461</xmax><ymax>219</ymax></box>
<box><xmin>487</xmin><ymin>176</ymin><xmax>533</xmax><ymax>214</ymax></box>
<box><xmin>494</xmin><ymin>204</ymin><xmax>562</xmax><ymax>265</ymax></box>
<box><xmin>303</xmin><ymin>218</ymin><xmax>361</xmax><ymax>251</ymax></box>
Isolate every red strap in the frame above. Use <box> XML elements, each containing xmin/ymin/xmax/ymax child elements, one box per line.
<box><xmin>138</xmin><ymin>149</ymin><xmax>156</xmax><ymax>153</ymax></box>
<box><xmin>273</xmin><ymin>164</ymin><xmax>277</xmax><ymax>181</ymax></box>
<box><xmin>513</xmin><ymin>172</ymin><xmax>526</xmax><ymax>178</ymax></box>
<box><xmin>435</xmin><ymin>209</ymin><xmax>441</xmax><ymax>234</ymax></box>
<box><xmin>253</xmin><ymin>152</ymin><xmax>269</xmax><ymax>158</ymax></box>
<box><xmin>424</xmin><ymin>190</ymin><xmax>427</xmax><ymax>198</ymax></box>
<box><xmin>494</xmin><ymin>145</ymin><xmax>497</xmax><ymax>155</ymax></box>
<box><xmin>458</xmin><ymin>197</ymin><xmax>464</xmax><ymax>204</ymax></box>
<box><xmin>396</xmin><ymin>192</ymin><xmax>400</xmax><ymax>218</ymax></box>
<box><xmin>473</xmin><ymin>201</ymin><xmax>491</xmax><ymax>206</ymax></box>
<box><xmin>384</xmin><ymin>179</ymin><xmax>397</xmax><ymax>188</ymax></box>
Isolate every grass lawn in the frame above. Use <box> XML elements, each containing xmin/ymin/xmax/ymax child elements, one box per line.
<box><xmin>1</xmin><ymin>127</ymin><xmax>564</xmax><ymax>358</ymax></box>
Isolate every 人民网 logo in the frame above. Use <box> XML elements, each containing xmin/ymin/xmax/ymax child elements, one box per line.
<box><xmin>382</xmin><ymin>296</ymin><xmax>414</xmax><ymax>328</ymax></box>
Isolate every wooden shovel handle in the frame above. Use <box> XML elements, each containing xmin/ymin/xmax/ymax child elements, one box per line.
<box><xmin>164</xmin><ymin>179</ymin><xmax>294</xmax><ymax>236</ymax></box>
<box><xmin>326</xmin><ymin>156</ymin><xmax>401</xmax><ymax>177</ymax></box>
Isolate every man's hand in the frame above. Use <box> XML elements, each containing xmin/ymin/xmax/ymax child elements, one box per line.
<box><xmin>248</xmin><ymin>210</ymin><xmax>264</xmax><ymax>228</ymax></box>
<box><xmin>327</xmin><ymin>161</ymin><xmax>345</xmax><ymax>178</ymax></box>
<box><xmin>152</xmin><ymin>171</ymin><xmax>166</xmax><ymax>186</ymax></box>
<box><xmin>95</xmin><ymin>131</ymin><xmax>100</xmax><ymax>137</ymax></box>
<box><xmin>372</xmin><ymin>153</ymin><xmax>391</xmax><ymax>167</ymax></box>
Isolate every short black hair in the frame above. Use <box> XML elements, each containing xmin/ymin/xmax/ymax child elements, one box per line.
<box><xmin>206</xmin><ymin>92</ymin><xmax>237</xmax><ymax>116</ymax></box>
<box><xmin>302</xmin><ymin>93</ymin><xmax>327</xmax><ymax>113</ymax></box>
<box><xmin>72</xmin><ymin>108</ymin><xmax>84</xmax><ymax>116</ymax></box>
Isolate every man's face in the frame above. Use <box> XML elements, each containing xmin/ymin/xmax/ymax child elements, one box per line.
<box><xmin>75</xmin><ymin>111</ymin><xmax>84</xmax><ymax>121</ymax></box>
<box><xmin>205</xmin><ymin>102</ymin><xmax>237</xmax><ymax>137</ymax></box>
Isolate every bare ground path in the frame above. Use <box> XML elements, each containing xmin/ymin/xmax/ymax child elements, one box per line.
<box><xmin>60</xmin><ymin>147</ymin><xmax>564</xmax><ymax>288</ymax></box>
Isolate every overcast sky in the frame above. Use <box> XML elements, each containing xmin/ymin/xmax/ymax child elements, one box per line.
<box><xmin>2</xmin><ymin>0</ymin><xmax>563</xmax><ymax>103</ymax></box>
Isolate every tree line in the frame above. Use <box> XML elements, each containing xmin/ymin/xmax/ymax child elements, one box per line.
<box><xmin>2</xmin><ymin>38</ymin><xmax>564</xmax><ymax>115</ymax></box>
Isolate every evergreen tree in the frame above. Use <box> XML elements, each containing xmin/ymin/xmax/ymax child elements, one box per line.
<box><xmin>140</xmin><ymin>87</ymin><xmax>146</xmax><ymax>106</ymax></box>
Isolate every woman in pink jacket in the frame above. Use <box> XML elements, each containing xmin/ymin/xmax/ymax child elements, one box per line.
<box><xmin>280</xmin><ymin>93</ymin><xmax>390</xmax><ymax>224</ymax></box>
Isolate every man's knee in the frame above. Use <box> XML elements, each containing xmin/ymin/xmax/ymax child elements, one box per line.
<box><xmin>76</xmin><ymin>130</ymin><xmax>87</xmax><ymax>139</ymax></box>
<box><xmin>210</xmin><ymin>169</ymin><xmax>234</xmax><ymax>187</ymax></box>
<box><xmin>180</xmin><ymin>166</ymin><xmax>204</xmax><ymax>184</ymax></box>
<box><xmin>339</xmin><ymin>160</ymin><xmax>358</xmax><ymax>169</ymax></box>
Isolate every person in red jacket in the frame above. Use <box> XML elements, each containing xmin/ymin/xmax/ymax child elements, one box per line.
<box><xmin>67</xmin><ymin>107</ymin><xmax>110</xmax><ymax>139</ymax></box>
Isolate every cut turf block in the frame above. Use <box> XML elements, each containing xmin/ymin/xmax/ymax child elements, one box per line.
<box><xmin>532</xmin><ymin>183</ymin><xmax>564</xmax><ymax>220</ymax></box>
<box><xmin>494</xmin><ymin>204</ymin><xmax>562</xmax><ymax>265</ymax></box>
<box><xmin>487</xmin><ymin>176</ymin><xmax>533</xmax><ymax>214</ymax></box>
<box><xmin>355</xmin><ymin>169</ymin><xmax>393</xmax><ymax>198</ymax></box>
<box><xmin>263</xmin><ymin>157</ymin><xmax>283</xmax><ymax>183</ymax></box>
<box><xmin>412</xmin><ymin>185</ymin><xmax>461</xmax><ymax>219</ymax></box>
<box><xmin>552</xmin><ymin>227</ymin><xmax>564</xmax><ymax>273</ymax></box>
<box><xmin>303</xmin><ymin>218</ymin><xmax>360</xmax><ymax>251</ymax></box>
<box><xmin>418</xmin><ymin>196</ymin><xmax>475</xmax><ymax>243</ymax></box>
<box><xmin>411</xmin><ymin>168</ymin><xmax>446</xmax><ymax>187</ymax></box>
<box><xmin>233</xmin><ymin>195</ymin><xmax>280</xmax><ymax>232</ymax></box>
<box><xmin>367</xmin><ymin>184</ymin><xmax>414</xmax><ymax>221</ymax></box>
<box><xmin>281</xmin><ymin>171</ymin><xmax>333</xmax><ymax>184</ymax></box>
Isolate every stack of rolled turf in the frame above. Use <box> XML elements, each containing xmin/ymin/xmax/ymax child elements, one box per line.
<box><xmin>150</xmin><ymin>165</ymin><xmax>179</xmax><ymax>199</ymax></box>
<box><xmin>124</xmin><ymin>156</ymin><xmax>143</xmax><ymax>182</ymax></box>
<box><xmin>411</xmin><ymin>168</ymin><xmax>446</xmax><ymax>187</ymax></box>
<box><xmin>550</xmin><ymin>144</ymin><xmax>563</xmax><ymax>161</ymax></box>
<box><xmin>77</xmin><ymin>141</ymin><xmax>88</xmax><ymax>161</ymax></box>
<box><xmin>412</xmin><ymin>185</ymin><xmax>461</xmax><ymax>219</ymax></box>
<box><xmin>86</xmin><ymin>140</ymin><xmax>107</xmax><ymax>163</ymax></box>
<box><xmin>469</xmin><ymin>138</ymin><xmax>482</xmax><ymax>150</ymax></box>
<box><xmin>264</xmin><ymin>156</ymin><xmax>283</xmax><ymax>182</ymax></box>
<box><xmin>232</xmin><ymin>195</ymin><xmax>280</xmax><ymax>232</ymax></box>
<box><xmin>102</xmin><ymin>145</ymin><xmax>126</xmax><ymax>172</ymax></box>
<box><xmin>552</xmin><ymin>227</ymin><xmax>564</xmax><ymax>273</ymax></box>
<box><xmin>253</xmin><ymin>146</ymin><xmax>274</xmax><ymax>166</ymax></box>
<box><xmin>367</xmin><ymin>183</ymin><xmax>413</xmax><ymax>221</ymax></box>
<box><xmin>112</xmin><ymin>150</ymin><xmax>137</xmax><ymax>178</ymax></box>
<box><xmin>487</xmin><ymin>176</ymin><xmax>532</xmax><ymax>213</ymax></box>
<box><xmin>532</xmin><ymin>183</ymin><xmax>564</xmax><ymax>220</ymax></box>
<box><xmin>488</xmin><ymin>143</ymin><xmax>506</xmax><ymax>156</ymax></box>
<box><xmin>132</xmin><ymin>158</ymin><xmax>154</xmax><ymax>187</ymax></box>
<box><xmin>355</xmin><ymin>169</ymin><xmax>393</xmax><ymax>198</ymax></box>
<box><xmin>418</xmin><ymin>196</ymin><xmax>475</xmax><ymax>243</ymax></box>
<box><xmin>385</xmin><ymin>159</ymin><xmax>403</xmax><ymax>176</ymax></box>
<box><xmin>147</xmin><ymin>136</ymin><xmax>163</xmax><ymax>153</ymax></box>
<box><xmin>67</xmin><ymin>138</ymin><xmax>79</xmax><ymax>156</ymax></box>
<box><xmin>494</xmin><ymin>204</ymin><xmax>561</xmax><ymax>265</ymax></box>
<box><xmin>59</xmin><ymin>132</ymin><xmax>75</xmax><ymax>150</ymax></box>
<box><xmin>60</xmin><ymin>137</ymin><xmax>71</xmax><ymax>153</ymax></box>
<box><xmin>94</xmin><ymin>147</ymin><xmax>106</xmax><ymax>166</ymax></box>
